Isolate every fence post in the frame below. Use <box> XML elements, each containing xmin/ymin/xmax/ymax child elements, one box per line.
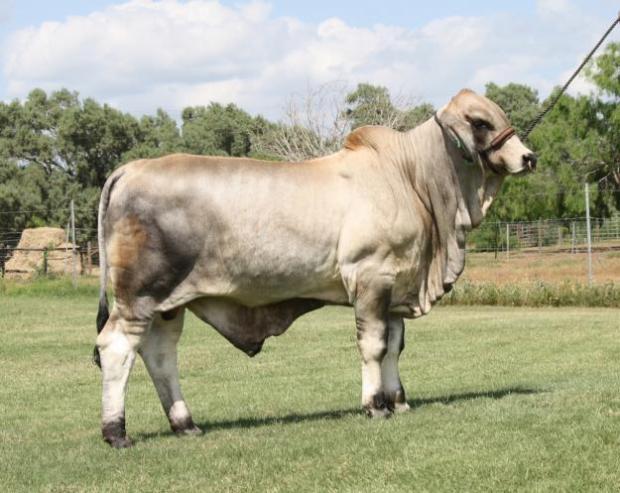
<box><xmin>571</xmin><ymin>222</ymin><xmax>576</xmax><ymax>253</ymax></box>
<box><xmin>71</xmin><ymin>200</ymin><xmax>77</xmax><ymax>288</ymax></box>
<box><xmin>506</xmin><ymin>223</ymin><xmax>510</xmax><ymax>260</ymax></box>
<box><xmin>538</xmin><ymin>219</ymin><xmax>543</xmax><ymax>252</ymax></box>
<box><xmin>87</xmin><ymin>241</ymin><xmax>92</xmax><ymax>275</ymax></box>
<box><xmin>43</xmin><ymin>248</ymin><xmax>48</xmax><ymax>276</ymax></box>
<box><xmin>64</xmin><ymin>222</ymin><xmax>70</xmax><ymax>275</ymax></box>
<box><xmin>595</xmin><ymin>222</ymin><xmax>600</xmax><ymax>242</ymax></box>
<box><xmin>585</xmin><ymin>183</ymin><xmax>593</xmax><ymax>286</ymax></box>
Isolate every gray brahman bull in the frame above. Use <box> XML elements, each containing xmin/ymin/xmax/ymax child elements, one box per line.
<box><xmin>94</xmin><ymin>89</ymin><xmax>536</xmax><ymax>447</ymax></box>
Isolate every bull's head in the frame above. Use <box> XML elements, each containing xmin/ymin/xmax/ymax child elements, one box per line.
<box><xmin>436</xmin><ymin>89</ymin><xmax>537</xmax><ymax>176</ymax></box>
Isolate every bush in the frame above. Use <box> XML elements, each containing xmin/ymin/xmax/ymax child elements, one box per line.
<box><xmin>441</xmin><ymin>281</ymin><xmax>620</xmax><ymax>308</ymax></box>
<box><xmin>0</xmin><ymin>276</ymin><xmax>98</xmax><ymax>298</ymax></box>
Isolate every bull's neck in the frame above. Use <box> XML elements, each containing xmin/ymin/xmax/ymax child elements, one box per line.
<box><xmin>404</xmin><ymin>117</ymin><xmax>504</xmax><ymax>229</ymax></box>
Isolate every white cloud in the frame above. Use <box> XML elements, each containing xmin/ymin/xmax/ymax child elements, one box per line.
<box><xmin>536</xmin><ymin>0</ymin><xmax>574</xmax><ymax>17</ymax></box>
<box><xmin>2</xmin><ymin>0</ymin><xmax>618</xmax><ymax>119</ymax></box>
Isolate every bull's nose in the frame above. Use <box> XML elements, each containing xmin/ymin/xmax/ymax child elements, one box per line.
<box><xmin>523</xmin><ymin>153</ymin><xmax>537</xmax><ymax>171</ymax></box>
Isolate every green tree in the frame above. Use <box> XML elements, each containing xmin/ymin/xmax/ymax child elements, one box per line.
<box><xmin>182</xmin><ymin>103</ymin><xmax>258</xmax><ymax>157</ymax></box>
<box><xmin>123</xmin><ymin>109</ymin><xmax>182</xmax><ymax>161</ymax></box>
<box><xmin>344</xmin><ymin>83</ymin><xmax>396</xmax><ymax>129</ymax></box>
<box><xmin>585</xmin><ymin>42</ymin><xmax>620</xmax><ymax>193</ymax></box>
<box><xmin>0</xmin><ymin>88</ymin><xmax>142</xmax><ymax>189</ymax></box>
<box><xmin>485</xmin><ymin>82</ymin><xmax>540</xmax><ymax>136</ymax></box>
<box><xmin>344</xmin><ymin>83</ymin><xmax>435</xmax><ymax>131</ymax></box>
<box><xmin>400</xmin><ymin>103</ymin><xmax>435</xmax><ymax>130</ymax></box>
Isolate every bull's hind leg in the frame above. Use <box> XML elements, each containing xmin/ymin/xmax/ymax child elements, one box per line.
<box><xmin>96</xmin><ymin>309</ymin><xmax>148</xmax><ymax>448</ymax></box>
<box><xmin>139</xmin><ymin>308</ymin><xmax>201</xmax><ymax>436</ymax></box>
<box><xmin>382</xmin><ymin>316</ymin><xmax>410</xmax><ymax>413</ymax></box>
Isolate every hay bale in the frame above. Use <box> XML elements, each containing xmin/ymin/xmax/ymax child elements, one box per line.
<box><xmin>4</xmin><ymin>227</ymin><xmax>82</xmax><ymax>279</ymax></box>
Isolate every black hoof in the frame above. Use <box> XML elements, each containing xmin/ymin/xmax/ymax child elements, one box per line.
<box><xmin>102</xmin><ymin>418</ymin><xmax>132</xmax><ymax>448</ymax></box>
<box><xmin>364</xmin><ymin>392</ymin><xmax>393</xmax><ymax>419</ymax></box>
<box><xmin>171</xmin><ymin>416</ymin><xmax>202</xmax><ymax>436</ymax></box>
<box><xmin>364</xmin><ymin>406</ymin><xmax>392</xmax><ymax>419</ymax></box>
<box><xmin>106</xmin><ymin>436</ymin><xmax>134</xmax><ymax>449</ymax></box>
<box><xmin>385</xmin><ymin>389</ymin><xmax>409</xmax><ymax>413</ymax></box>
<box><xmin>175</xmin><ymin>425</ymin><xmax>203</xmax><ymax>437</ymax></box>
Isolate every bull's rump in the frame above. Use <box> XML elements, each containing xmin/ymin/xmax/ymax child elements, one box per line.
<box><xmin>105</xmin><ymin>154</ymin><xmax>351</xmax><ymax>307</ymax></box>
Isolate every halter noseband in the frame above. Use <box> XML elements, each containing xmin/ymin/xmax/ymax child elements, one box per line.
<box><xmin>481</xmin><ymin>126</ymin><xmax>516</xmax><ymax>155</ymax></box>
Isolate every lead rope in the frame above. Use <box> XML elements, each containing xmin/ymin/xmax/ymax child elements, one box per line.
<box><xmin>521</xmin><ymin>11</ymin><xmax>620</xmax><ymax>141</ymax></box>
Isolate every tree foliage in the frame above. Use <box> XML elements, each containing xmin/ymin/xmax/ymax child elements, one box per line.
<box><xmin>0</xmin><ymin>43</ymin><xmax>618</xmax><ymax>233</ymax></box>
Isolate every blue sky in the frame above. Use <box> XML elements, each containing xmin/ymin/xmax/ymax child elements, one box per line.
<box><xmin>0</xmin><ymin>1</ymin><xmax>618</xmax><ymax>118</ymax></box>
<box><xmin>2</xmin><ymin>1</ymin><xmax>542</xmax><ymax>30</ymax></box>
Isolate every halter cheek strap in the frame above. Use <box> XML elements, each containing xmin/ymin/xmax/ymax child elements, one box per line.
<box><xmin>434</xmin><ymin>113</ymin><xmax>516</xmax><ymax>175</ymax></box>
<box><xmin>434</xmin><ymin>114</ymin><xmax>474</xmax><ymax>164</ymax></box>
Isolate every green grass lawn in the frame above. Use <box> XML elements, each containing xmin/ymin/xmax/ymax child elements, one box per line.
<box><xmin>1</xmin><ymin>290</ymin><xmax>619</xmax><ymax>492</ymax></box>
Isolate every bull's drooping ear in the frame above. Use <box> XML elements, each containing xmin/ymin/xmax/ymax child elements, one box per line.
<box><xmin>436</xmin><ymin>106</ymin><xmax>476</xmax><ymax>161</ymax></box>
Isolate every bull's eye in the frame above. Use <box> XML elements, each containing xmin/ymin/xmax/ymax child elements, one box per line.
<box><xmin>469</xmin><ymin>118</ymin><xmax>492</xmax><ymax>131</ymax></box>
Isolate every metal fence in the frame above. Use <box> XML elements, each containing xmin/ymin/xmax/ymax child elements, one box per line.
<box><xmin>468</xmin><ymin>216</ymin><xmax>620</xmax><ymax>255</ymax></box>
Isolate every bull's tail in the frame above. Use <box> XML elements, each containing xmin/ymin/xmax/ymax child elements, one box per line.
<box><xmin>93</xmin><ymin>172</ymin><xmax>122</xmax><ymax>368</ymax></box>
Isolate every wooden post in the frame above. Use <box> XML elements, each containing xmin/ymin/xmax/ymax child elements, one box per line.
<box><xmin>43</xmin><ymin>248</ymin><xmax>48</xmax><ymax>276</ymax></box>
<box><xmin>87</xmin><ymin>241</ymin><xmax>92</xmax><ymax>275</ymax></box>
<box><xmin>538</xmin><ymin>219</ymin><xmax>543</xmax><ymax>252</ymax></box>
<box><xmin>506</xmin><ymin>223</ymin><xmax>510</xmax><ymax>260</ymax></box>
<box><xmin>585</xmin><ymin>183</ymin><xmax>593</xmax><ymax>286</ymax></box>
<box><xmin>571</xmin><ymin>222</ymin><xmax>576</xmax><ymax>254</ymax></box>
<box><xmin>595</xmin><ymin>223</ymin><xmax>600</xmax><ymax>243</ymax></box>
<box><xmin>65</xmin><ymin>222</ymin><xmax>70</xmax><ymax>275</ymax></box>
<box><xmin>71</xmin><ymin>200</ymin><xmax>77</xmax><ymax>287</ymax></box>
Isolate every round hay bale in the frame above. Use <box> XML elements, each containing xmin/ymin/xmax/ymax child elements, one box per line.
<box><xmin>4</xmin><ymin>227</ymin><xmax>81</xmax><ymax>279</ymax></box>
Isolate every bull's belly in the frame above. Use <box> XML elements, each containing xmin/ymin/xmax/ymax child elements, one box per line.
<box><xmin>155</xmin><ymin>267</ymin><xmax>350</xmax><ymax>313</ymax></box>
<box><xmin>208</xmin><ymin>279</ymin><xmax>350</xmax><ymax>307</ymax></box>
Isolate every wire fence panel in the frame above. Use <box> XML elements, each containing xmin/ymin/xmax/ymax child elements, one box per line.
<box><xmin>467</xmin><ymin>216</ymin><xmax>620</xmax><ymax>254</ymax></box>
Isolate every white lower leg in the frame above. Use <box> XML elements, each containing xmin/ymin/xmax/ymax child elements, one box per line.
<box><xmin>98</xmin><ymin>328</ymin><xmax>140</xmax><ymax>446</ymax></box>
<box><xmin>358</xmin><ymin>332</ymin><xmax>390</xmax><ymax>418</ymax></box>
<box><xmin>361</xmin><ymin>359</ymin><xmax>390</xmax><ymax>417</ymax></box>
<box><xmin>140</xmin><ymin>313</ymin><xmax>200</xmax><ymax>435</ymax></box>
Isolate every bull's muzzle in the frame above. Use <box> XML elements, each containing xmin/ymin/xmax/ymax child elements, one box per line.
<box><xmin>523</xmin><ymin>152</ymin><xmax>537</xmax><ymax>172</ymax></box>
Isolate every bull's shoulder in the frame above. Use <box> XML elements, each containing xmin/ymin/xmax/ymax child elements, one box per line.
<box><xmin>344</xmin><ymin>126</ymin><xmax>400</xmax><ymax>152</ymax></box>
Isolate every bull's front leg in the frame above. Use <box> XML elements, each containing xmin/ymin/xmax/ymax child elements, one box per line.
<box><xmin>354</xmin><ymin>280</ymin><xmax>392</xmax><ymax>418</ymax></box>
<box><xmin>382</xmin><ymin>316</ymin><xmax>410</xmax><ymax>413</ymax></box>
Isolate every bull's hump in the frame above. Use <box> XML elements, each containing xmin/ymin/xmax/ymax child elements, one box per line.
<box><xmin>344</xmin><ymin>126</ymin><xmax>397</xmax><ymax>153</ymax></box>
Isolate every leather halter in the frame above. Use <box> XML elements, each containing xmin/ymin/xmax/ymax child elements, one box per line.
<box><xmin>434</xmin><ymin>113</ymin><xmax>516</xmax><ymax>175</ymax></box>
<box><xmin>481</xmin><ymin>126</ymin><xmax>516</xmax><ymax>155</ymax></box>
<box><xmin>479</xmin><ymin>126</ymin><xmax>516</xmax><ymax>175</ymax></box>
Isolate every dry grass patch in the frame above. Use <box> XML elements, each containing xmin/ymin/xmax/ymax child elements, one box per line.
<box><xmin>463</xmin><ymin>250</ymin><xmax>620</xmax><ymax>285</ymax></box>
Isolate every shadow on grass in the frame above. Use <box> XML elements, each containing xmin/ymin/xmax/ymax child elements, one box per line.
<box><xmin>134</xmin><ymin>386</ymin><xmax>542</xmax><ymax>443</ymax></box>
<box><xmin>408</xmin><ymin>387</ymin><xmax>542</xmax><ymax>408</ymax></box>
